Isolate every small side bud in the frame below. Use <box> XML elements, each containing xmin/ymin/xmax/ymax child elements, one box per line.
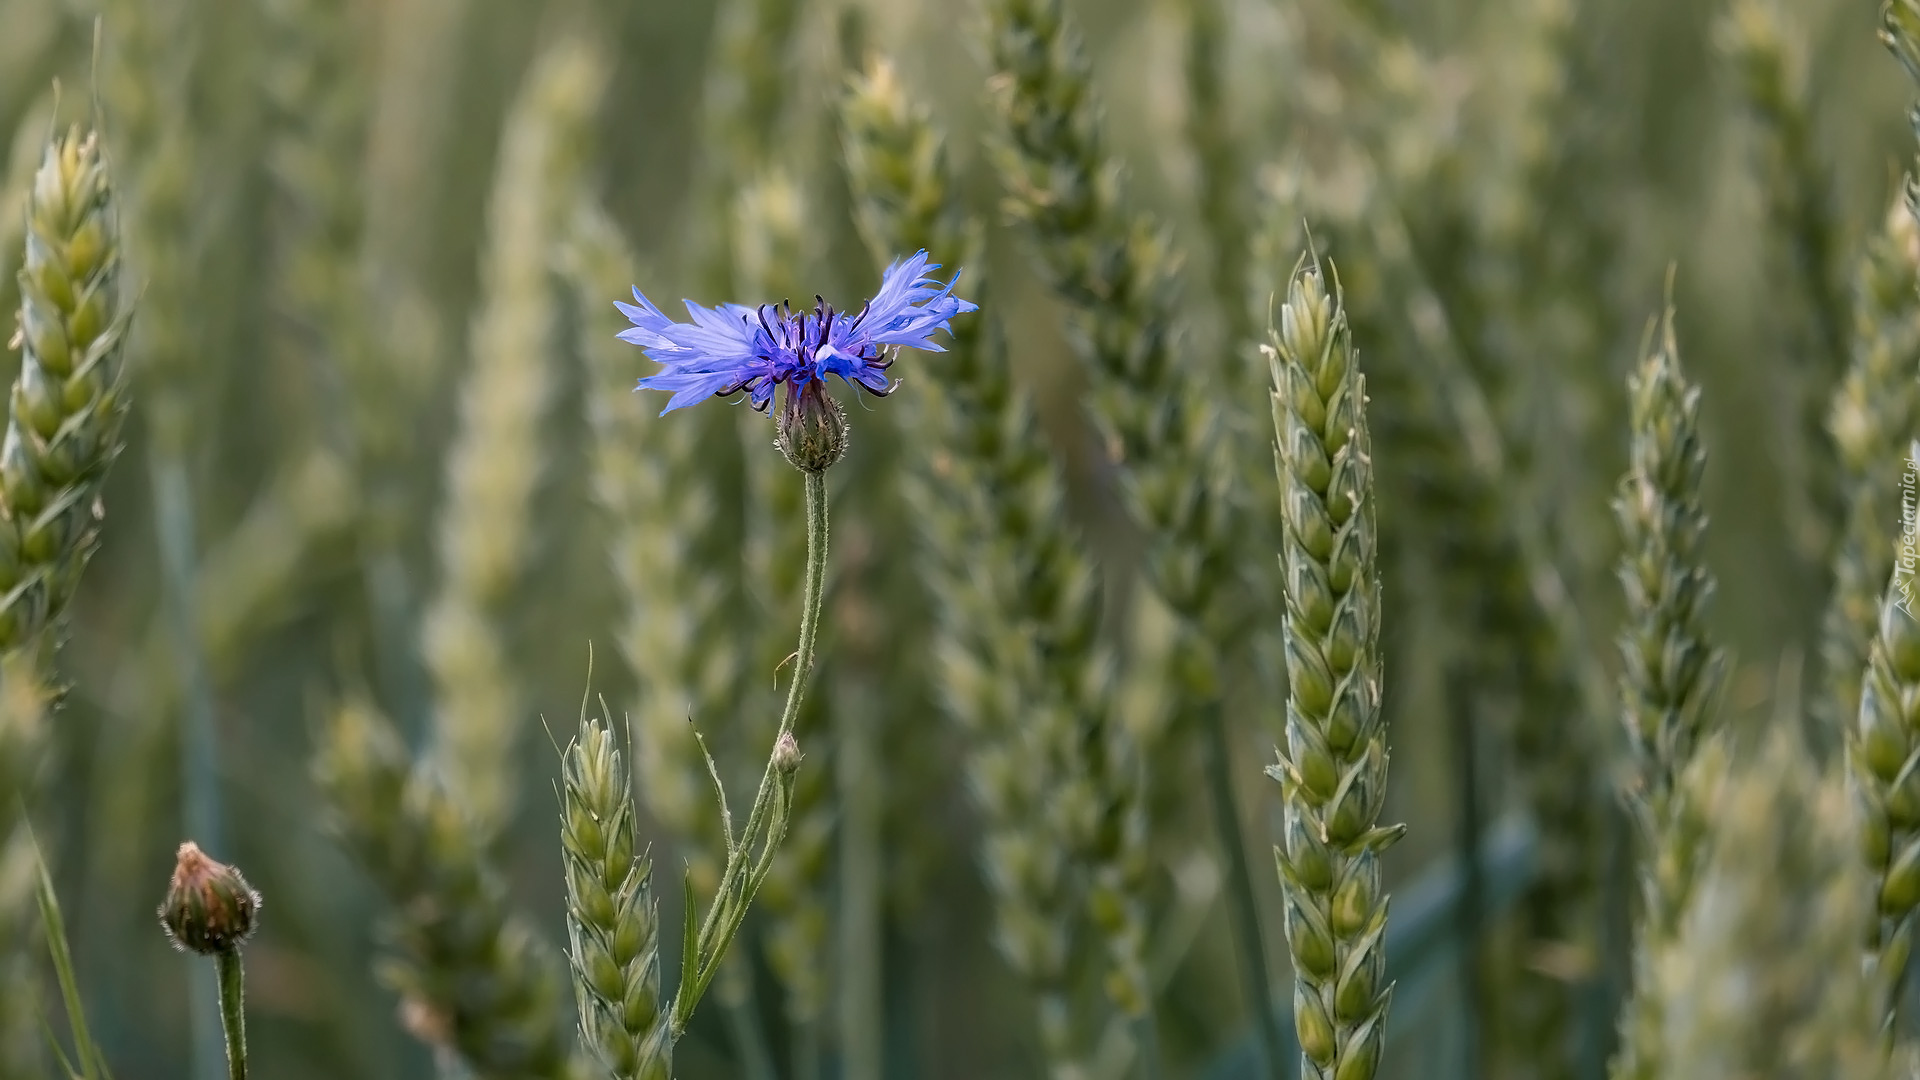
<box><xmin>159</xmin><ymin>841</ymin><xmax>261</xmax><ymax>955</ymax></box>
<box><xmin>773</xmin><ymin>732</ymin><xmax>803</xmax><ymax>776</ymax></box>
<box><xmin>775</xmin><ymin>379</ymin><xmax>849</xmax><ymax>472</ymax></box>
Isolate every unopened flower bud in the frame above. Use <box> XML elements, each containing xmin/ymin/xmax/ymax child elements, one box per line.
<box><xmin>773</xmin><ymin>732</ymin><xmax>803</xmax><ymax>775</ymax></box>
<box><xmin>159</xmin><ymin>841</ymin><xmax>260</xmax><ymax>955</ymax></box>
<box><xmin>775</xmin><ymin>379</ymin><xmax>849</xmax><ymax>473</ymax></box>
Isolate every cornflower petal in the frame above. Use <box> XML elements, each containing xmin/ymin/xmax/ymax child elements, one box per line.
<box><xmin>859</xmin><ymin>250</ymin><xmax>978</xmax><ymax>352</ymax></box>
<box><xmin>619</xmin><ymin>251</ymin><xmax>974</xmax><ymax>415</ymax></box>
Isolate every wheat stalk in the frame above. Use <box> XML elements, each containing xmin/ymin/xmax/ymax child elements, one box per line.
<box><xmin>3</xmin><ymin>125</ymin><xmax>131</xmax><ymax>651</ymax></box>
<box><xmin>315</xmin><ymin>698</ymin><xmax>580</xmax><ymax>1080</ymax></box>
<box><xmin>842</xmin><ymin>55</ymin><xmax>1152</xmax><ymax>1068</ymax></box>
<box><xmin>1609</xmin><ymin>298</ymin><xmax>1726</xmax><ymax>1080</ymax></box>
<box><xmin>1721</xmin><ymin>0</ymin><xmax>1847</xmax><ymax>372</ymax></box>
<box><xmin>560</xmin><ymin>707</ymin><xmax>671</xmax><ymax>1080</ymax></box>
<box><xmin>1266</xmin><ymin>254</ymin><xmax>1402</xmax><ymax>1080</ymax></box>
<box><xmin>982</xmin><ymin>0</ymin><xmax>1282</xmax><ymax>1063</ymax></box>
<box><xmin>1822</xmin><ymin>198</ymin><xmax>1920</xmax><ymax>732</ymax></box>
<box><xmin>1721</xmin><ymin>0</ymin><xmax>1848</xmax><ymax>564</ymax></box>
<box><xmin>424</xmin><ymin>38</ymin><xmax>605</xmax><ymax>837</ymax></box>
<box><xmin>1653</xmin><ymin>731</ymin><xmax>1887</xmax><ymax>1079</ymax></box>
<box><xmin>1850</xmin><ymin>461</ymin><xmax>1920</xmax><ymax>1025</ymax></box>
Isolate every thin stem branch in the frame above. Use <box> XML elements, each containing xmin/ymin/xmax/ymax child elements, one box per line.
<box><xmin>215</xmin><ymin>951</ymin><xmax>248</xmax><ymax>1080</ymax></box>
<box><xmin>781</xmin><ymin>469</ymin><xmax>829</xmax><ymax>741</ymax></box>
<box><xmin>673</xmin><ymin>467</ymin><xmax>831</xmax><ymax>1037</ymax></box>
<box><xmin>1201</xmin><ymin>701</ymin><xmax>1283</xmax><ymax>1077</ymax></box>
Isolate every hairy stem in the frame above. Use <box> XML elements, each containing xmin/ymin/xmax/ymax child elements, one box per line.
<box><xmin>674</xmin><ymin>468</ymin><xmax>828</xmax><ymax>1034</ymax></box>
<box><xmin>216</xmin><ymin>950</ymin><xmax>248</xmax><ymax>1080</ymax></box>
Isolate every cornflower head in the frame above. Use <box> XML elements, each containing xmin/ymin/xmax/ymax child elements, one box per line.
<box><xmin>159</xmin><ymin>842</ymin><xmax>259</xmax><ymax>1079</ymax></box>
<box><xmin>618</xmin><ymin>249</ymin><xmax>975</xmax><ymax>471</ymax></box>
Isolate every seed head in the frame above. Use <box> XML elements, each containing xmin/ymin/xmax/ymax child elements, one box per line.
<box><xmin>775</xmin><ymin>380</ymin><xmax>849</xmax><ymax>473</ymax></box>
<box><xmin>158</xmin><ymin>841</ymin><xmax>260</xmax><ymax>955</ymax></box>
<box><xmin>773</xmin><ymin>731</ymin><xmax>804</xmax><ymax>776</ymax></box>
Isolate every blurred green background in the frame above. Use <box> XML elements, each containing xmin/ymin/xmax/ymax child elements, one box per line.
<box><xmin>0</xmin><ymin>0</ymin><xmax>1912</xmax><ymax>1076</ymax></box>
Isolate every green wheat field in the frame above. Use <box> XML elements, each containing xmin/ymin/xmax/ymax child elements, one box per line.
<box><xmin>4</xmin><ymin>0</ymin><xmax>1920</xmax><ymax>1077</ymax></box>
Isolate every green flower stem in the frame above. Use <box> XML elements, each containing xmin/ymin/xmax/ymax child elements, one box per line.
<box><xmin>783</xmin><ymin>470</ymin><xmax>828</xmax><ymax>744</ymax></box>
<box><xmin>673</xmin><ymin>468</ymin><xmax>827</xmax><ymax>1036</ymax></box>
<box><xmin>1200</xmin><ymin>701</ymin><xmax>1283</xmax><ymax>1075</ymax></box>
<box><xmin>216</xmin><ymin>950</ymin><xmax>248</xmax><ymax>1080</ymax></box>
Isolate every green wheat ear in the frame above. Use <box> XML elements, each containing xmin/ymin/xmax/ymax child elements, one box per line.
<box><xmin>841</xmin><ymin>53</ymin><xmax>1146</xmax><ymax>1066</ymax></box>
<box><xmin>3</xmin><ymin>125</ymin><xmax>131</xmax><ymax>650</ymax></box>
<box><xmin>1851</xmin><ymin>461</ymin><xmax>1920</xmax><ymax>1026</ymax></box>
<box><xmin>313</xmin><ymin>698</ymin><xmax>577</xmax><ymax>1079</ymax></box>
<box><xmin>1653</xmin><ymin>731</ymin><xmax>1887</xmax><ymax>1079</ymax></box>
<box><xmin>1822</xmin><ymin>198</ymin><xmax>1920</xmax><ymax>733</ymax></box>
<box><xmin>1266</xmin><ymin>253</ymin><xmax>1403</xmax><ymax>1080</ymax></box>
<box><xmin>424</xmin><ymin>37</ymin><xmax>606</xmax><ymax>839</ymax></box>
<box><xmin>561</xmin><ymin>704</ymin><xmax>671</xmax><ymax>1080</ymax></box>
<box><xmin>1615</xmin><ymin>301</ymin><xmax>1724</xmax><ymax>821</ymax></box>
<box><xmin>1609</xmin><ymin>296</ymin><xmax>1727</xmax><ymax>1080</ymax></box>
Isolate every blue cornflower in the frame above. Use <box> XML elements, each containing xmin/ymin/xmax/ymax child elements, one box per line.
<box><xmin>617</xmin><ymin>249</ymin><xmax>976</xmax><ymax>417</ymax></box>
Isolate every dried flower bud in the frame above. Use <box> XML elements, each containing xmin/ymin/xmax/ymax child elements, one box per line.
<box><xmin>775</xmin><ymin>379</ymin><xmax>849</xmax><ymax>473</ymax></box>
<box><xmin>773</xmin><ymin>732</ymin><xmax>804</xmax><ymax>775</ymax></box>
<box><xmin>159</xmin><ymin>841</ymin><xmax>260</xmax><ymax>955</ymax></box>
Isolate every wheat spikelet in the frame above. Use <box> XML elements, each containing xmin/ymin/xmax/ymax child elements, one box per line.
<box><xmin>1653</xmin><ymin>731</ymin><xmax>1887</xmax><ymax>1080</ymax></box>
<box><xmin>842</xmin><ymin>55</ymin><xmax>1150</xmax><ymax>1064</ymax></box>
<box><xmin>1823</xmin><ymin>198</ymin><xmax>1920</xmax><ymax>732</ymax></box>
<box><xmin>424</xmin><ymin>38</ymin><xmax>606</xmax><ymax>836</ymax></box>
<box><xmin>1266</xmin><ymin>255</ymin><xmax>1402</xmax><ymax>1080</ymax></box>
<box><xmin>560</xmin><ymin>709</ymin><xmax>671</xmax><ymax>1080</ymax></box>
<box><xmin>1721</xmin><ymin>0</ymin><xmax>1847</xmax><ymax>563</ymax></box>
<box><xmin>1851</xmin><ymin>471</ymin><xmax>1920</xmax><ymax>1023</ymax></box>
<box><xmin>984</xmin><ymin>0</ymin><xmax>1269</xmax><ymax>1054</ymax></box>
<box><xmin>315</xmin><ymin>698</ymin><xmax>580</xmax><ymax>1080</ymax></box>
<box><xmin>1722</xmin><ymin>0</ymin><xmax>1846</xmax><ymax>371</ymax></box>
<box><xmin>2</xmin><ymin>127</ymin><xmax>131</xmax><ymax>651</ymax></box>
<box><xmin>1608</xmin><ymin>300</ymin><xmax>1726</xmax><ymax>1080</ymax></box>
